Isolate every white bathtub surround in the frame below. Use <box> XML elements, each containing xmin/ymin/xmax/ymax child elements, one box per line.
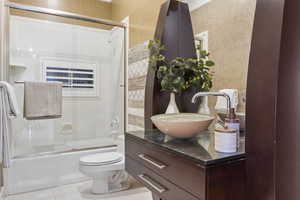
<box><xmin>24</xmin><ymin>82</ymin><xmax>63</xmax><ymax>120</ymax></box>
<box><xmin>5</xmin><ymin>179</ymin><xmax>151</xmax><ymax>200</ymax></box>
<box><xmin>6</xmin><ymin>146</ymin><xmax>117</xmax><ymax>195</ymax></box>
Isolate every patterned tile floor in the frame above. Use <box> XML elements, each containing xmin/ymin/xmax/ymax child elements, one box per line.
<box><xmin>6</xmin><ymin>179</ymin><xmax>152</xmax><ymax>200</ymax></box>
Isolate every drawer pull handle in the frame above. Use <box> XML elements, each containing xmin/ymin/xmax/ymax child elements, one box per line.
<box><xmin>138</xmin><ymin>174</ymin><xmax>166</xmax><ymax>194</ymax></box>
<box><xmin>138</xmin><ymin>154</ymin><xmax>166</xmax><ymax>169</ymax></box>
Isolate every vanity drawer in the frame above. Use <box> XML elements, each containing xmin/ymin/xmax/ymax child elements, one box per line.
<box><xmin>126</xmin><ymin>136</ymin><xmax>206</xmax><ymax>199</ymax></box>
<box><xmin>126</xmin><ymin>156</ymin><xmax>201</xmax><ymax>200</ymax></box>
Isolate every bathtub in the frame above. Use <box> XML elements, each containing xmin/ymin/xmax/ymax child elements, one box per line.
<box><xmin>6</xmin><ymin>146</ymin><xmax>117</xmax><ymax>195</ymax></box>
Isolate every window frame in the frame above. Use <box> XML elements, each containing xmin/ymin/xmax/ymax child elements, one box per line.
<box><xmin>40</xmin><ymin>57</ymin><xmax>99</xmax><ymax>98</ymax></box>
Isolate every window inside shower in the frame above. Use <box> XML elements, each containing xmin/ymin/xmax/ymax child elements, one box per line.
<box><xmin>9</xmin><ymin>14</ymin><xmax>125</xmax><ymax>158</ymax></box>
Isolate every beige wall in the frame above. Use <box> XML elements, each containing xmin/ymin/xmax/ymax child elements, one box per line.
<box><xmin>191</xmin><ymin>0</ymin><xmax>256</xmax><ymax>112</ymax></box>
<box><xmin>10</xmin><ymin>0</ymin><xmax>113</xmax><ymax>29</ymax></box>
<box><xmin>112</xmin><ymin>0</ymin><xmax>164</xmax><ymax>47</ymax></box>
<box><xmin>9</xmin><ymin>0</ymin><xmax>165</xmax><ymax>46</ymax></box>
<box><xmin>113</xmin><ymin>0</ymin><xmax>256</xmax><ymax>112</ymax></box>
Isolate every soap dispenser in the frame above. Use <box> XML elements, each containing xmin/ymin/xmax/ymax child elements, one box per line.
<box><xmin>224</xmin><ymin>108</ymin><xmax>240</xmax><ymax>146</ymax></box>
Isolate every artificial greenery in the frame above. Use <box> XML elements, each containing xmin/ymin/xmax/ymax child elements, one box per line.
<box><xmin>148</xmin><ymin>40</ymin><xmax>215</xmax><ymax>93</ymax></box>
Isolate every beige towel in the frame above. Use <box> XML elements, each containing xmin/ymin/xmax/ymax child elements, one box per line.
<box><xmin>24</xmin><ymin>82</ymin><xmax>63</xmax><ymax>120</ymax></box>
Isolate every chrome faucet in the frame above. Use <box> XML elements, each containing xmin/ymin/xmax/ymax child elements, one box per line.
<box><xmin>191</xmin><ymin>92</ymin><xmax>232</xmax><ymax>112</ymax></box>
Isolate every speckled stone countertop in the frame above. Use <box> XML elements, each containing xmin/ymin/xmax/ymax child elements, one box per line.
<box><xmin>126</xmin><ymin>130</ymin><xmax>246</xmax><ymax>166</ymax></box>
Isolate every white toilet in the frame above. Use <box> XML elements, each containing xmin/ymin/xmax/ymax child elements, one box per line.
<box><xmin>79</xmin><ymin>136</ymin><xmax>130</xmax><ymax>194</ymax></box>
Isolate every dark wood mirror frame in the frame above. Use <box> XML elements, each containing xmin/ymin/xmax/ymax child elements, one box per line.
<box><xmin>247</xmin><ymin>0</ymin><xmax>300</xmax><ymax>199</ymax></box>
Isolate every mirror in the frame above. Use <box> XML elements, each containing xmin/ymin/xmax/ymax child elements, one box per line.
<box><xmin>191</xmin><ymin>0</ymin><xmax>256</xmax><ymax>113</ymax></box>
<box><xmin>127</xmin><ymin>0</ymin><xmax>257</xmax><ymax>131</ymax></box>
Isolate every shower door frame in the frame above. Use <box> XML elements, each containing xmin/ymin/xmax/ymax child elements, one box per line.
<box><xmin>0</xmin><ymin>1</ymin><xmax>129</xmax><ymax>193</ymax></box>
<box><xmin>0</xmin><ymin>0</ymin><xmax>9</xmax><ymax>81</ymax></box>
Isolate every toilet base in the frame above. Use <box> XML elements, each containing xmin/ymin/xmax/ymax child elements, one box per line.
<box><xmin>87</xmin><ymin>180</ymin><xmax>130</xmax><ymax>195</ymax></box>
<box><xmin>90</xmin><ymin>170</ymin><xmax>130</xmax><ymax>194</ymax></box>
<box><xmin>80</xmin><ymin>181</ymin><xmax>130</xmax><ymax>199</ymax></box>
<box><xmin>108</xmin><ymin>181</ymin><xmax>130</xmax><ymax>194</ymax></box>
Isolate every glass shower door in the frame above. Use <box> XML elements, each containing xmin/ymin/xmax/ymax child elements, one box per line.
<box><xmin>7</xmin><ymin>8</ymin><xmax>125</xmax><ymax>194</ymax></box>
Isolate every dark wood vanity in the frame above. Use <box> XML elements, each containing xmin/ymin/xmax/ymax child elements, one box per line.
<box><xmin>125</xmin><ymin>130</ymin><xmax>246</xmax><ymax>200</ymax></box>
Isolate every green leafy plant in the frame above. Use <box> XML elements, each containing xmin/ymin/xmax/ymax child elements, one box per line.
<box><xmin>148</xmin><ymin>40</ymin><xmax>215</xmax><ymax>93</ymax></box>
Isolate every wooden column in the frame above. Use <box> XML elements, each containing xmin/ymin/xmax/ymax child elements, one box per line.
<box><xmin>275</xmin><ymin>1</ymin><xmax>300</xmax><ymax>199</ymax></box>
<box><xmin>246</xmin><ymin>0</ymin><xmax>300</xmax><ymax>200</ymax></box>
<box><xmin>144</xmin><ymin>0</ymin><xmax>198</xmax><ymax>129</ymax></box>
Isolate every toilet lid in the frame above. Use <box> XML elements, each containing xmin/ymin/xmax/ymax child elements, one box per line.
<box><xmin>80</xmin><ymin>152</ymin><xmax>123</xmax><ymax>166</ymax></box>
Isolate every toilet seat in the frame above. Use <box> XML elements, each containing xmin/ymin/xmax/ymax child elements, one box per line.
<box><xmin>80</xmin><ymin>152</ymin><xmax>123</xmax><ymax>166</ymax></box>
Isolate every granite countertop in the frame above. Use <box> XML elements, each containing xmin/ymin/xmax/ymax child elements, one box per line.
<box><xmin>126</xmin><ymin>130</ymin><xmax>246</xmax><ymax>166</ymax></box>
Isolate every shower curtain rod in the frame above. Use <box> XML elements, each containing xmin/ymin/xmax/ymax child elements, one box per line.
<box><xmin>5</xmin><ymin>1</ymin><xmax>126</xmax><ymax>28</ymax></box>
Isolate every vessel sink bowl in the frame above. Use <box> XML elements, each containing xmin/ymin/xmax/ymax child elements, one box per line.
<box><xmin>151</xmin><ymin>113</ymin><xmax>215</xmax><ymax>139</ymax></box>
